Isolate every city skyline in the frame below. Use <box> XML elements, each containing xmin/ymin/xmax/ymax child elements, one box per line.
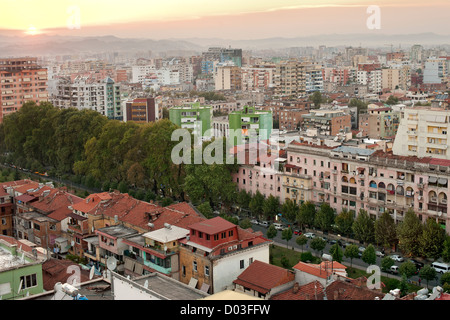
<box><xmin>1</xmin><ymin>1</ymin><xmax>449</xmax><ymax>40</ymax></box>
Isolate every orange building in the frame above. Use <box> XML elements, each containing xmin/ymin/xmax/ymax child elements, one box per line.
<box><xmin>0</xmin><ymin>57</ymin><xmax>48</xmax><ymax>123</ymax></box>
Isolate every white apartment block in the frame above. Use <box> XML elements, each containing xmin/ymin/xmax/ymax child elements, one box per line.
<box><xmin>241</xmin><ymin>65</ymin><xmax>275</xmax><ymax>92</ymax></box>
<box><xmin>393</xmin><ymin>107</ymin><xmax>450</xmax><ymax>160</ymax></box>
<box><xmin>357</xmin><ymin>69</ymin><xmax>382</xmax><ymax>94</ymax></box>
<box><xmin>52</xmin><ymin>76</ymin><xmax>123</xmax><ymax>120</ymax></box>
<box><xmin>131</xmin><ymin>65</ymin><xmax>156</xmax><ymax>84</ymax></box>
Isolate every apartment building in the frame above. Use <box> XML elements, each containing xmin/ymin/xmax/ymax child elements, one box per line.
<box><xmin>274</xmin><ymin>60</ymin><xmax>306</xmax><ymax>98</ymax></box>
<box><xmin>393</xmin><ymin>106</ymin><xmax>450</xmax><ymax>160</ymax></box>
<box><xmin>169</xmin><ymin>103</ymin><xmax>212</xmax><ymax>137</ymax></box>
<box><xmin>423</xmin><ymin>57</ymin><xmax>447</xmax><ymax>84</ymax></box>
<box><xmin>358</xmin><ymin>106</ymin><xmax>401</xmax><ymax>139</ymax></box>
<box><xmin>52</xmin><ymin>75</ymin><xmax>123</xmax><ymax>120</ymax></box>
<box><xmin>241</xmin><ymin>65</ymin><xmax>276</xmax><ymax>92</ymax></box>
<box><xmin>382</xmin><ymin>66</ymin><xmax>411</xmax><ymax>91</ymax></box>
<box><xmin>228</xmin><ymin>106</ymin><xmax>273</xmax><ymax>146</ymax></box>
<box><xmin>357</xmin><ymin>63</ymin><xmax>382</xmax><ymax>94</ymax></box>
<box><xmin>262</xmin><ymin>101</ymin><xmax>311</xmax><ymax>131</ymax></box>
<box><xmin>124</xmin><ymin>98</ymin><xmax>159</xmax><ymax>123</ymax></box>
<box><xmin>214</xmin><ymin>65</ymin><xmax>242</xmax><ymax>91</ymax></box>
<box><xmin>281</xmin><ymin>141</ymin><xmax>450</xmax><ymax>233</ymax></box>
<box><xmin>305</xmin><ymin>64</ymin><xmax>324</xmax><ymax>93</ymax></box>
<box><xmin>0</xmin><ymin>57</ymin><xmax>48</xmax><ymax>123</ymax></box>
<box><xmin>301</xmin><ymin>110</ymin><xmax>352</xmax><ymax>136</ymax></box>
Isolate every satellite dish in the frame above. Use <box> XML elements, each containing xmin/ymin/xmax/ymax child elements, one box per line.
<box><xmin>89</xmin><ymin>266</ymin><xmax>95</xmax><ymax>280</ymax></box>
<box><xmin>106</xmin><ymin>256</ymin><xmax>117</xmax><ymax>271</ymax></box>
<box><xmin>71</xmin><ymin>241</ymin><xmax>75</xmax><ymax>247</ymax></box>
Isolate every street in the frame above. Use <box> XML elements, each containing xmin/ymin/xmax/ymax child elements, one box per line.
<box><xmin>250</xmin><ymin>223</ymin><xmax>442</xmax><ymax>289</ymax></box>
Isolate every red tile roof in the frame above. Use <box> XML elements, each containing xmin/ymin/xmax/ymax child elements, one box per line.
<box><xmin>270</xmin><ymin>281</ymin><xmax>325</xmax><ymax>300</ymax></box>
<box><xmin>293</xmin><ymin>261</ymin><xmax>346</xmax><ymax>279</ymax></box>
<box><xmin>188</xmin><ymin>216</ymin><xmax>236</xmax><ymax>234</ymax></box>
<box><xmin>233</xmin><ymin>260</ymin><xmax>295</xmax><ymax>295</ymax></box>
<box><xmin>42</xmin><ymin>259</ymin><xmax>95</xmax><ymax>291</ymax></box>
<box><xmin>31</xmin><ymin>188</ymin><xmax>84</xmax><ymax>222</ymax></box>
<box><xmin>325</xmin><ymin>279</ymin><xmax>385</xmax><ymax>300</ymax></box>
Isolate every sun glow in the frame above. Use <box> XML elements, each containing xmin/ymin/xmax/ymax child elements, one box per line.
<box><xmin>24</xmin><ymin>25</ymin><xmax>41</xmax><ymax>36</ymax></box>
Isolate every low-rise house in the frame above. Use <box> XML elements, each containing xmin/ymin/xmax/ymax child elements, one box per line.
<box><xmin>178</xmin><ymin>216</ymin><xmax>272</xmax><ymax>294</ymax></box>
<box><xmin>293</xmin><ymin>260</ymin><xmax>348</xmax><ymax>287</ymax></box>
<box><xmin>232</xmin><ymin>260</ymin><xmax>295</xmax><ymax>299</ymax></box>
<box><xmin>122</xmin><ymin>223</ymin><xmax>189</xmax><ymax>279</ymax></box>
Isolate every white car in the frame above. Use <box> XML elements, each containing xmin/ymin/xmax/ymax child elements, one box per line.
<box><xmin>390</xmin><ymin>255</ymin><xmax>404</xmax><ymax>262</ymax></box>
<box><xmin>250</xmin><ymin>219</ymin><xmax>258</xmax><ymax>225</ymax></box>
<box><xmin>304</xmin><ymin>232</ymin><xmax>316</xmax><ymax>239</ymax></box>
<box><xmin>376</xmin><ymin>251</ymin><xmax>385</xmax><ymax>257</ymax></box>
<box><xmin>259</xmin><ymin>221</ymin><xmax>270</xmax><ymax>227</ymax></box>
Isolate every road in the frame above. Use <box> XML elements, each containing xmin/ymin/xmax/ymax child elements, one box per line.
<box><xmin>250</xmin><ymin>222</ymin><xmax>442</xmax><ymax>289</ymax></box>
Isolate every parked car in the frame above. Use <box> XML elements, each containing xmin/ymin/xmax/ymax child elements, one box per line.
<box><xmin>273</xmin><ymin>223</ymin><xmax>284</xmax><ymax>231</ymax></box>
<box><xmin>304</xmin><ymin>232</ymin><xmax>316</xmax><ymax>239</ymax></box>
<box><xmin>375</xmin><ymin>250</ymin><xmax>385</xmax><ymax>257</ymax></box>
<box><xmin>293</xmin><ymin>229</ymin><xmax>302</xmax><ymax>235</ymax></box>
<box><xmin>389</xmin><ymin>265</ymin><xmax>399</xmax><ymax>274</ymax></box>
<box><xmin>259</xmin><ymin>221</ymin><xmax>270</xmax><ymax>227</ymax></box>
<box><xmin>358</xmin><ymin>246</ymin><xmax>366</xmax><ymax>253</ymax></box>
<box><xmin>390</xmin><ymin>254</ymin><xmax>404</xmax><ymax>262</ymax></box>
<box><xmin>250</xmin><ymin>219</ymin><xmax>258</xmax><ymax>225</ymax></box>
<box><xmin>410</xmin><ymin>259</ymin><xmax>424</xmax><ymax>270</ymax></box>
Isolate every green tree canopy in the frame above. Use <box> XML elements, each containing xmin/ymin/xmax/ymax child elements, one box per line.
<box><xmin>344</xmin><ymin>244</ymin><xmax>359</xmax><ymax>267</ymax></box>
<box><xmin>281</xmin><ymin>227</ymin><xmax>293</xmax><ymax>248</ymax></box>
<box><xmin>263</xmin><ymin>195</ymin><xmax>280</xmax><ymax>221</ymax></box>
<box><xmin>352</xmin><ymin>209</ymin><xmax>375</xmax><ymax>245</ymax></box>
<box><xmin>399</xmin><ymin>261</ymin><xmax>417</xmax><ymax>279</ymax></box>
<box><xmin>374</xmin><ymin>211</ymin><xmax>398</xmax><ymax>250</ymax></box>
<box><xmin>335</xmin><ymin>208</ymin><xmax>354</xmax><ymax>236</ymax></box>
<box><xmin>420</xmin><ymin>218</ymin><xmax>446</xmax><ymax>260</ymax></box>
<box><xmin>397</xmin><ymin>209</ymin><xmax>423</xmax><ymax>257</ymax></box>
<box><xmin>314</xmin><ymin>203</ymin><xmax>335</xmax><ymax>232</ymax></box>
<box><xmin>330</xmin><ymin>243</ymin><xmax>343</xmax><ymax>263</ymax></box>
<box><xmin>296</xmin><ymin>235</ymin><xmax>308</xmax><ymax>253</ymax></box>
<box><xmin>297</xmin><ymin>201</ymin><xmax>316</xmax><ymax>229</ymax></box>
<box><xmin>310</xmin><ymin>237</ymin><xmax>326</xmax><ymax>257</ymax></box>
<box><xmin>361</xmin><ymin>244</ymin><xmax>377</xmax><ymax>265</ymax></box>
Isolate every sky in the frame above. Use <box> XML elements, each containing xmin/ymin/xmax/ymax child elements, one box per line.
<box><xmin>1</xmin><ymin>0</ymin><xmax>449</xmax><ymax>39</ymax></box>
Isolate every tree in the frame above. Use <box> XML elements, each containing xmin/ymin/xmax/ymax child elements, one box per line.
<box><xmin>344</xmin><ymin>244</ymin><xmax>359</xmax><ymax>267</ymax></box>
<box><xmin>381</xmin><ymin>256</ymin><xmax>395</xmax><ymax>277</ymax></box>
<box><xmin>267</xmin><ymin>224</ymin><xmax>278</xmax><ymax>243</ymax></box>
<box><xmin>262</xmin><ymin>195</ymin><xmax>280</xmax><ymax>221</ymax></box>
<box><xmin>386</xmin><ymin>95</ymin><xmax>399</xmax><ymax>106</ymax></box>
<box><xmin>420</xmin><ymin>218</ymin><xmax>446</xmax><ymax>260</ymax></box>
<box><xmin>297</xmin><ymin>201</ymin><xmax>316</xmax><ymax>229</ymax></box>
<box><xmin>362</xmin><ymin>244</ymin><xmax>377</xmax><ymax>265</ymax></box>
<box><xmin>310</xmin><ymin>91</ymin><xmax>323</xmax><ymax>108</ymax></box>
<box><xmin>197</xmin><ymin>202</ymin><xmax>214</xmax><ymax>219</ymax></box>
<box><xmin>239</xmin><ymin>218</ymin><xmax>252</xmax><ymax>230</ymax></box>
<box><xmin>249</xmin><ymin>191</ymin><xmax>265</xmax><ymax>218</ymax></box>
<box><xmin>399</xmin><ymin>261</ymin><xmax>417</xmax><ymax>279</ymax></box>
<box><xmin>397</xmin><ymin>209</ymin><xmax>423</xmax><ymax>257</ymax></box>
<box><xmin>330</xmin><ymin>243</ymin><xmax>343</xmax><ymax>263</ymax></box>
<box><xmin>374</xmin><ymin>211</ymin><xmax>398</xmax><ymax>251</ymax></box>
<box><xmin>301</xmin><ymin>251</ymin><xmax>313</xmax><ymax>263</ymax></box>
<box><xmin>281</xmin><ymin>198</ymin><xmax>299</xmax><ymax>224</ymax></box>
<box><xmin>442</xmin><ymin>236</ymin><xmax>450</xmax><ymax>263</ymax></box>
<box><xmin>314</xmin><ymin>203</ymin><xmax>335</xmax><ymax>232</ymax></box>
<box><xmin>236</xmin><ymin>189</ymin><xmax>251</xmax><ymax>210</ymax></box>
<box><xmin>281</xmin><ymin>227</ymin><xmax>293</xmax><ymax>249</ymax></box>
<box><xmin>352</xmin><ymin>209</ymin><xmax>375</xmax><ymax>245</ymax></box>
<box><xmin>419</xmin><ymin>265</ymin><xmax>437</xmax><ymax>289</ymax></box>
<box><xmin>310</xmin><ymin>237</ymin><xmax>326</xmax><ymax>257</ymax></box>
<box><xmin>440</xmin><ymin>272</ymin><xmax>450</xmax><ymax>287</ymax></box>
<box><xmin>399</xmin><ymin>274</ymin><xmax>410</xmax><ymax>297</ymax></box>
<box><xmin>296</xmin><ymin>235</ymin><xmax>308</xmax><ymax>253</ymax></box>
<box><xmin>335</xmin><ymin>208</ymin><xmax>354</xmax><ymax>236</ymax></box>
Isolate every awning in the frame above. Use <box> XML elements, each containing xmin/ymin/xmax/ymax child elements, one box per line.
<box><xmin>438</xmin><ymin>178</ymin><xmax>448</xmax><ymax>185</ymax></box>
<box><xmin>67</xmin><ymin>212</ymin><xmax>88</xmax><ymax>221</ymax></box>
<box><xmin>428</xmin><ymin>177</ymin><xmax>438</xmax><ymax>184</ymax></box>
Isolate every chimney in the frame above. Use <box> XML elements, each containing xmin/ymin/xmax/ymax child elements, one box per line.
<box><xmin>334</xmin><ymin>290</ymin><xmax>339</xmax><ymax>300</ymax></box>
<box><xmin>292</xmin><ymin>282</ymin><xmax>299</xmax><ymax>294</ymax></box>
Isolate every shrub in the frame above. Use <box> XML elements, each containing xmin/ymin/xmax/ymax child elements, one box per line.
<box><xmin>301</xmin><ymin>251</ymin><xmax>314</xmax><ymax>263</ymax></box>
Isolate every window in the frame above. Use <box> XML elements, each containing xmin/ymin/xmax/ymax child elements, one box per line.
<box><xmin>1</xmin><ymin>218</ymin><xmax>6</xmax><ymax>225</ymax></box>
<box><xmin>221</xmin><ymin>232</ymin><xmax>226</xmax><ymax>239</ymax></box>
<box><xmin>198</xmin><ymin>232</ymin><xmax>203</xmax><ymax>239</ymax></box>
<box><xmin>240</xmin><ymin>260</ymin><xmax>245</xmax><ymax>269</ymax></box>
<box><xmin>205</xmin><ymin>266</ymin><xmax>210</xmax><ymax>277</ymax></box>
<box><xmin>214</xmin><ymin>234</ymin><xmax>219</xmax><ymax>241</ymax></box>
<box><xmin>193</xmin><ymin>261</ymin><xmax>198</xmax><ymax>272</ymax></box>
<box><xmin>249</xmin><ymin>257</ymin><xmax>253</xmax><ymax>265</ymax></box>
<box><xmin>182</xmin><ymin>265</ymin><xmax>186</xmax><ymax>277</ymax></box>
<box><xmin>20</xmin><ymin>274</ymin><xmax>37</xmax><ymax>289</ymax></box>
<box><xmin>33</xmin><ymin>223</ymin><xmax>40</xmax><ymax>231</ymax></box>
<box><xmin>228</xmin><ymin>230</ymin><xmax>234</xmax><ymax>237</ymax></box>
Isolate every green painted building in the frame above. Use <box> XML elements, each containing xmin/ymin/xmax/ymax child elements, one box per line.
<box><xmin>228</xmin><ymin>106</ymin><xmax>273</xmax><ymax>146</ymax></box>
<box><xmin>169</xmin><ymin>103</ymin><xmax>212</xmax><ymax>138</ymax></box>
<box><xmin>0</xmin><ymin>237</ymin><xmax>44</xmax><ymax>300</ymax></box>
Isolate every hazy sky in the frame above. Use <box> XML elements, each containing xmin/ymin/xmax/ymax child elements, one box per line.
<box><xmin>1</xmin><ymin>0</ymin><xmax>449</xmax><ymax>39</ymax></box>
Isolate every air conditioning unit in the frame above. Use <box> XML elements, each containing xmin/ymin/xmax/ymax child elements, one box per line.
<box><xmin>228</xmin><ymin>246</ymin><xmax>233</xmax><ymax>251</ymax></box>
<box><xmin>233</xmin><ymin>245</ymin><xmax>237</xmax><ymax>250</ymax></box>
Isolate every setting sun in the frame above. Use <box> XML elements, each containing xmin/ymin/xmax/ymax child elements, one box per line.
<box><xmin>24</xmin><ymin>25</ymin><xmax>41</xmax><ymax>36</ymax></box>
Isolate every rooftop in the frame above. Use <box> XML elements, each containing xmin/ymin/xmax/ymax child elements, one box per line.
<box><xmin>142</xmin><ymin>224</ymin><xmax>189</xmax><ymax>243</ymax></box>
<box><xmin>188</xmin><ymin>216</ymin><xmax>236</xmax><ymax>234</ymax></box>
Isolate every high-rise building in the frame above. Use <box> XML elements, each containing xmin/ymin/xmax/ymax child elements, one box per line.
<box><xmin>52</xmin><ymin>76</ymin><xmax>123</xmax><ymax>120</ymax></box>
<box><xmin>228</xmin><ymin>106</ymin><xmax>272</xmax><ymax>146</ymax></box>
<box><xmin>214</xmin><ymin>65</ymin><xmax>242</xmax><ymax>91</ymax></box>
<box><xmin>0</xmin><ymin>57</ymin><xmax>48</xmax><ymax>123</ymax></box>
<box><xmin>169</xmin><ymin>103</ymin><xmax>212</xmax><ymax>138</ymax></box>
<box><xmin>124</xmin><ymin>98</ymin><xmax>159</xmax><ymax>123</ymax></box>
<box><xmin>423</xmin><ymin>57</ymin><xmax>447</xmax><ymax>84</ymax></box>
<box><xmin>274</xmin><ymin>60</ymin><xmax>306</xmax><ymax>98</ymax></box>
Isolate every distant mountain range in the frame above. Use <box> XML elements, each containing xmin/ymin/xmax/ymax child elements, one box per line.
<box><xmin>0</xmin><ymin>32</ymin><xmax>448</xmax><ymax>57</ymax></box>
